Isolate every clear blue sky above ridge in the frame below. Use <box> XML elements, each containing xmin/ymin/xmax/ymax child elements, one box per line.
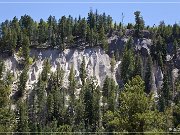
<box><xmin>0</xmin><ymin>0</ymin><xmax>180</xmax><ymax>26</ymax></box>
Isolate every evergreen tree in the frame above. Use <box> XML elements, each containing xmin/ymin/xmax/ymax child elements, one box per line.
<box><xmin>158</xmin><ymin>91</ymin><xmax>165</xmax><ymax>112</ymax></box>
<box><xmin>102</xmin><ymin>77</ymin><xmax>117</xmax><ymax>113</ymax></box>
<box><xmin>102</xmin><ymin>76</ymin><xmax>110</xmax><ymax>99</ymax></box>
<box><xmin>87</xmin><ymin>9</ymin><xmax>95</xmax><ymax>30</ymax></box>
<box><xmin>49</xmin><ymin>72</ymin><xmax>65</xmax><ymax>125</ymax></box>
<box><xmin>68</xmin><ymin>64</ymin><xmax>76</xmax><ymax>129</ymax></box>
<box><xmin>172</xmin><ymin>23</ymin><xmax>180</xmax><ymax>39</ymax></box>
<box><xmin>38</xmin><ymin>19</ymin><xmax>48</xmax><ymax>44</ymax></box>
<box><xmin>114</xmin><ymin>49</ymin><xmax>120</xmax><ymax>61</ymax></box>
<box><xmin>0</xmin><ymin>60</ymin><xmax>4</xmax><ymax>78</ymax></box>
<box><xmin>101</xmin><ymin>38</ymin><xmax>108</xmax><ymax>52</ymax></box>
<box><xmin>161</xmin><ymin>73</ymin><xmax>171</xmax><ymax>107</ymax></box>
<box><xmin>107</xmin><ymin>15</ymin><xmax>113</xmax><ymax>33</ymax></box>
<box><xmin>41</xmin><ymin>59</ymin><xmax>51</xmax><ymax>82</ymax></box>
<box><xmin>134</xmin><ymin>54</ymin><xmax>143</xmax><ymax>77</ymax></box>
<box><xmin>86</xmin><ymin>25</ymin><xmax>91</xmax><ymax>44</ymax></box>
<box><xmin>69</xmin><ymin>64</ymin><xmax>76</xmax><ymax>103</ymax></box>
<box><xmin>80</xmin><ymin>57</ymin><xmax>86</xmax><ymax>86</ymax></box>
<box><xmin>0</xmin><ymin>73</ymin><xmax>16</xmax><ymax>132</ymax></box>
<box><xmin>35</xmin><ymin>75</ymin><xmax>46</xmax><ymax>127</ymax></box>
<box><xmin>84</xmin><ymin>78</ymin><xmax>98</xmax><ymax>132</ymax></box>
<box><xmin>56</xmin><ymin>64</ymin><xmax>64</xmax><ymax>87</ymax></box>
<box><xmin>110</xmin><ymin>53</ymin><xmax>116</xmax><ymax>73</ymax></box>
<box><xmin>103</xmin><ymin>76</ymin><xmax>166</xmax><ymax>132</ymax></box>
<box><xmin>22</xmin><ymin>35</ymin><xmax>30</xmax><ymax>65</ymax></box>
<box><xmin>99</xmin><ymin>26</ymin><xmax>105</xmax><ymax>42</ymax></box>
<box><xmin>134</xmin><ymin>11</ymin><xmax>145</xmax><ymax>38</ymax></box>
<box><xmin>47</xmin><ymin>15</ymin><xmax>57</xmax><ymax>47</ymax></box>
<box><xmin>107</xmin><ymin>78</ymin><xmax>117</xmax><ymax>112</ymax></box>
<box><xmin>19</xmin><ymin>15</ymin><xmax>34</xmax><ymax>38</ymax></box>
<box><xmin>47</xmin><ymin>93</ymin><xmax>54</xmax><ymax>121</ymax></box>
<box><xmin>16</xmin><ymin>100</ymin><xmax>29</xmax><ymax>133</ymax></box>
<box><xmin>11</xmin><ymin>16</ymin><xmax>20</xmax><ymax>39</ymax></box>
<box><xmin>18</xmin><ymin>67</ymin><xmax>28</xmax><ymax>98</ymax></box>
<box><xmin>173</xmin><ymin>39</ymin><xmax>178</xmax><ymax>59</ymax></box>
<box><xmin>120</xmin><ymin>38</ymin><xmax>135</xmax><ymax>83</ymax></box>
<box><xmin>92</xmin><ymin>85</ymin><xmax>101</xmax><ymax>131</ymax></box>
<box><xmin>144</xmin><ymin>55</ymin><xmax>153</xmax><ymax>94</ymax></box>
<box><xmin>74</xmin><ymin>98</ymin><xmax>85</xmax><ymax>131</ymax></box>
<box><xmin>59</xmin><ymin>16</ymin><xmax>66</xmax><ymax>50</ymax></box>
<box><xmin>79</xmin><ymin>18</ymin><xmax>87</xmax><ymax>42</ymax></box>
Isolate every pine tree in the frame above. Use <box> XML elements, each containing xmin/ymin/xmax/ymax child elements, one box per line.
<box><xmin>19</xmin><ymin>15</ymin><xmax>34</xmax><ymax>38</ymax></box>
<box><xmin>107</xmin><ymin>78</ymin><xmax>117</xmax><ymax>112</ymax></box>
<box><xmin>68</xmin><ymin>64</ymin><xmax>76</xmax><ymax>129</ymax></box>
<box><xmin>80</xmin><ymin>57</ymin><xmax>86</xmax><ymax>86</ymax></box>
<box><xmin>69</xmin><ymin>64</ymin><xmax>76</xmax><ymax>102</ymax></box>
<box><xmin>110</xmin><ymin>53</ymin><xmax>116</xmax><ymax>73</ymax></box>
<box><xmin>92</xmin><ymin>85</ymin><xmax>101</xmax><ymax>131</ymax></box>
<box><xmin>38</xmin><ymin>19</ymin><xmax>48</xmax><ymax>45</ymax></box>
<box><xmin>144</xmin><ymin>55</ymin><xmax>153</xmax><ymax>94</ymax></box>
<box><xmin>47</xmin><ymin>15</ymin><xmax>57</xmax><ymax>47</ymax></box>
<box><xmin>0</xmin><ymin>60</ymin><xmax>4</xmax><ymax>78</ymax></box>
<box><xmin>41</xmin><ymin>59</ymin><xmax>51</xmax><ymax>82</ymax></box>
<box><xmin>56</xmin><ymin>64</ymin><xmax>64</xmax><ymax>87</ymax></box>
<box><xmin>104</xmin><ymin>76</ymin><xmax>166</xmax><ymax>132</ymax></box>
<box><xmin>99</xmin><ymin>26</ymin><xmax>105</xmax><ymax>42</ymax></box>
<box><xmin>172</xmin><ymin>23</ymin><xmax>180</xmax><ymax>39</ymax></box>
<box><xmin>0</xmin><ymin>72</ymin><xmax>16</xmax><ymax>132</ymax></box>
<box><xmin>134</xmin><ymin>54</ymin><xmax>143</xmax><ymax>78</ymax></box>
<box><xmin>84</xmin><ymin>78</ymin><xmax>96</xmax><ymax>131</ymax></box>
<box><xmin>59</xmin><ymin>16</ymin><xmax>66</xmax><ymax>50</ymax></box>
<box><xmin>22</xmin><ymin>35</ymin><xmax>30</xmax><ymax>65</ymax></box>
<box><xmin>87</xmin><ymin>9</ymin><xmax>95</xmax><ymax>30</ymax></box>
<box><xmin>107</xmin><ymin>15</ymin><xmax>113</xmax><ymax>33</ymax></box>
<box><xmin>74</xmin><ymin>98</ymin><xmax>85</xmax><ymax>131</ymax></box>
<box><xmin>102</xmin><ymin>77</ymin><xmax>117</xmax><ymax>113</ymax></box>
<box><xmin>47</xmin><ymin>93</ymin><xmax>54</xmax><ymax>121</ymax></box>
<box><xmin>79</xmin><ymin>18</ymin><xmax>87</xmax><ymax>42</ymax></box>
<box><xmin>18</xmin><ymin>67</ymin><xmax>28</xmax><ymax>98</ymax></box>
<box><xmin>161</xmin><ymin>73</ymin><xmax>171</xmax><ymax>107</ymax></box>
<box><xmin>101</xmin><ymin>38</ymin><xmax>108</xmax><ymax>52</ymax></box>
<box><xmin>102</xmin><ymin>76</ymin><xmax>110</xmax><ymax>99</ymax></box>
<box><xmin>17</xmin><ymin>100</ymin><xmax>29</xmax><ymax>133</ymax></box>
<box><xmin>36</xmin><ymin>76</ymin><xmax>45</xmax><ymax>105</ymax></box>
<box><xmin>120</xmin><ymin>38</ymin><xmax>135</xmax><ymax>83</ymax></box>
<box><xmin>173</xmin><ymin>39</ymin><xmax>178</xmax><ymax>59</ymax></box>
<box><xmin>158</xmin><ymin>91</ymin><xmax>165</xmax><ymax>112</ymax></box>
<box><xmin>115</xmin><ymin>49</ymin><xmax>120</xmax><ymax>61</ymax></box>
<box><xmin>134</xmin><ymin>11</ymin><xmax>145</xmax><ymax>38</ymax></box>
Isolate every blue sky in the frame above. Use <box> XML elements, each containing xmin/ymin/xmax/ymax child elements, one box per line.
<box><xmin>0</xmin><ymin>0</ymin><xmax>180</xmax><ymax>26</ymax></box>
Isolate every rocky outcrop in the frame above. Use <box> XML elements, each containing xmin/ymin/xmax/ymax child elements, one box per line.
<box><xmin>155</xmin><ymin>67</ymin><xmax>164</xmax><ymax>89</ymax></box>
<box><xmin>2</xmin><ymin>37</ymin><xmax>179</xmax><ymax>97</ymax></box>
<box><xmin>125</xmin><ymin>29</ymin><xmax>151</xmax><ymax>39</ymax></box>
<box><xmin>175</xmin><ymin>54</ymin><xmax>180</xmax><ymax>69</ymax></box>
<box><xmin>4</xmin><ymin>47</ymin><xmax>121</xmax><ymax>94</ymax></box>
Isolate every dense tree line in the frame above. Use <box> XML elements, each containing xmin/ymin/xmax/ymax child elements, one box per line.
<box><xmin>0</xmin><ymin>10</ymin><xmax>114</xmax><ymax>55</ymax></box>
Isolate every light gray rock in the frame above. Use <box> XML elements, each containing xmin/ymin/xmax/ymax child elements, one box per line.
<box><xmin>156</xmin><ymin>67</ymin><xmax>164</xmax><ymax>89</ymax></box>
<box><xmin>31</xmin><ymin>67</ymin><xmax>36</xmax><ymax>81</ymax></box>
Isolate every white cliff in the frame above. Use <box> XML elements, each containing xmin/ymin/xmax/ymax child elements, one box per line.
<box><xmin>4</xmin><ymin>47</ymin><xmax>121</xmax><ymax>95</ymax></box>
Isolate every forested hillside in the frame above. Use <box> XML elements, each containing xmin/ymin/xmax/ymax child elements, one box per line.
<box><xmin>0</xmin><ymin>10</ymin><xmax>180</xmax><ymax>133</ymax></box>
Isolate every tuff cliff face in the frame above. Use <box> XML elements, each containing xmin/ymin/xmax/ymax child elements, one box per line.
<box><xmin>2</xmin><ymin>37</ymin><xmax>179</xmax><ymax>97</ymax></box>
<box><xmin>4</xmin><ymin>47</ymin><xmax>120</xmax><ymax>95</ymax></box>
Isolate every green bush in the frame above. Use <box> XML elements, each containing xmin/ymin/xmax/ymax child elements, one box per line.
<box><xmin>29</xmin><ymin>57</ymin><xmax>33</xmax><ymax>65</ymax></box>
<box><xmin>17</xmin><ymin>47</ymin><xmax>23</xmax><ymax>57</ymax></box>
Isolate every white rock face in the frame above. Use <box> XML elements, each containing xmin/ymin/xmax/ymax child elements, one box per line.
<box><xmin>155</xmin><ymin>66</ymin><xmax>164</xmax><ymax>89</ymax></box>
<box><xmin>4</xmin><ymin>47</ymin><xmax>121</xmax><ymax>94</ymax></box>
<box><xmin>3</xmin><ymin>44</ymin><xmax>178</xmax><ymax>97</ymax></box>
